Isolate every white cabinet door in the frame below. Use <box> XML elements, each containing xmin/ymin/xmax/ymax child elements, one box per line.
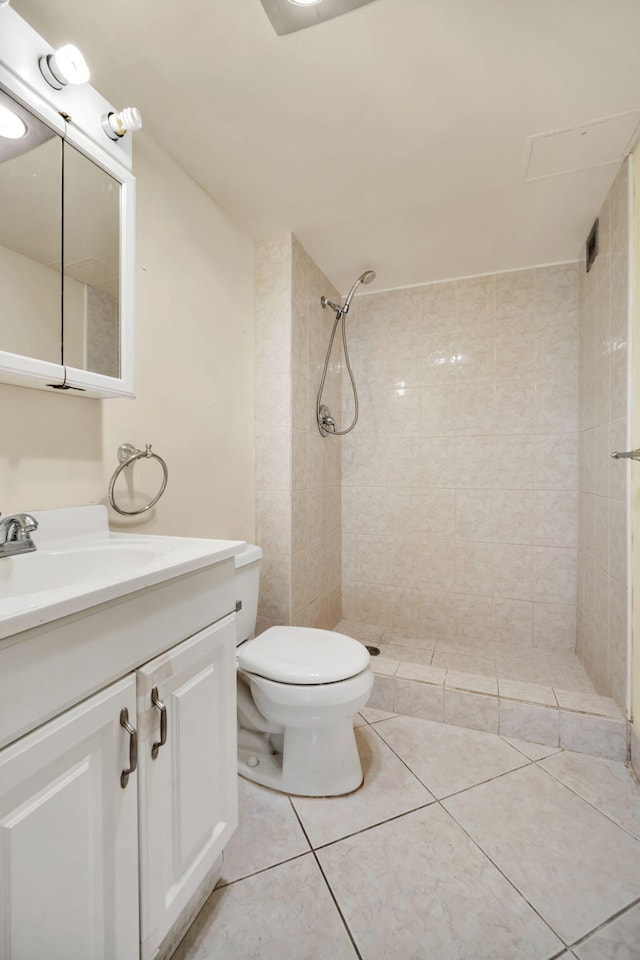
<box><xmin>0</xmin><ymin>675</ymin><xmax>139</xmax><ymax>960</ymax></box>
<box><xmin>137</xmin><ymin>614</ymin><xmax>238</xmax><ymax>960</ymax></box>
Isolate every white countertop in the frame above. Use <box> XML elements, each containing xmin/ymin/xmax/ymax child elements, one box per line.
<box><xmin>0</xmin><ymin>505</ymin><xmax>244</xmax><ymax>641</ymax></box>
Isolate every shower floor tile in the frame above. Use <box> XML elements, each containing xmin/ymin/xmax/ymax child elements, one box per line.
<box><xmin>336</xmin><ymin>619</ymin><xmax>599</xmax><ymax>695</ymax></box>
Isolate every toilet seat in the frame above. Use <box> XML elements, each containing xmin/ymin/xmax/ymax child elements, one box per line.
<box><xmin>237</xmin><ymin>626</ymin><xmax>369</xmax><ymax>685</ymax></box>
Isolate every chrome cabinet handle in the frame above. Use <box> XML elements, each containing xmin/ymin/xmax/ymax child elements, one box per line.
<box><xmin>120</xmin><ymin>708</ymin><xmax>138</xmax><ymax>788</ymax></box>
<box><xmin>612</xmin><ymin>449</ymin><xmax>640</xmax><ymax>461</ymax></box>
<box><xmin>151</xmin><ymin>686</ymin><xmax>167</xmax><ymax>760</ymax></box>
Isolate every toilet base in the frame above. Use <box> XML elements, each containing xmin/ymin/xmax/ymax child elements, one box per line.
<box><xmin>237</xmin><ymin>716</ymin><xmax>365</xmax><ymax>797</ymax></box>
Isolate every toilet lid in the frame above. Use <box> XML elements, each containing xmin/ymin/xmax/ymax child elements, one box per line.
<box><xmin>237</xmin><ymin>626</ymin><xmax>370</xmax><ymax>684</ymax></box>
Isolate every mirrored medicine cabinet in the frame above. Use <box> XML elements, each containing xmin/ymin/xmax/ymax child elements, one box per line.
<box><xmin>0</xmin><ymin>68</ymin><xmax>135</xmax><ymax>398</ymax></box>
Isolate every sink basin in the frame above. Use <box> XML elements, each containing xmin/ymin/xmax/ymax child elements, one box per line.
<box><xmin>0</xmin><ymin>544</ymin><xmax>160</xmax><ymax>597</ymax></box>
<box><xmin>0</xmin><ymin>505</ymin><xmax>244</xmax><ymax>641</ymax></box>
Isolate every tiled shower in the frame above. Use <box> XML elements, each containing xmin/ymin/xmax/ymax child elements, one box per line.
<box><xmin>254</xmin><ymin>159</ymin><xmax>631</xmax><ymax>716</ymax></box>
<box><xmin>341</xmin><ymin>264</ymin><xmax>580</xmax><ymax>656</ymax></box>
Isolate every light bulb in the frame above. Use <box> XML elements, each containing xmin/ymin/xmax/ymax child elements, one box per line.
<box><xmin>102</xmin><ymin>107</ymin><xmax>143</xmax><ymax>141</ymax></box>
<box><xmin>0</xmin><ymin>103</ymin><xmax>26</xmax><ymax>139</ymax></box>
<box><xmin>39</xmin><ymin>44</ymin><xmax>90</xmax><ymax>90</ymax></box>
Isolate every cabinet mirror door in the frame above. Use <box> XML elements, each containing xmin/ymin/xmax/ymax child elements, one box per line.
<box><xmin>0</xmin><ymin>89</ymin><xmax>62</xmax><ymax>365</ymax></box>
<box><xmin>62</xmin><ymin>142</ymin><xmax>121</xmax><ymax>379</ymax></box>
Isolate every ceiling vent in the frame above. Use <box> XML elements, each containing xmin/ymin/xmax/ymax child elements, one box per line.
<box><xmin>525</xmin><ymin>110</ymin><xmax>640</xmax><ymax>181</ymax></box>
<box><xmin>258</xmin><ymin>0</ymin><xmax>377</xmax><ymax>36</ymax></box>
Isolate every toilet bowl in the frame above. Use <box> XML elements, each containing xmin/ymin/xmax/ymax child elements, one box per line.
<box><xmin>234</xmin><ymin>545</ymin><xmax>373</xmax><ymax>797</ymax></box>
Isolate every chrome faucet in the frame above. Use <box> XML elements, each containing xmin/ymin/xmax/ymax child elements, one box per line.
<box><xmin>0</xmin><ymin>513</ymin><xmax>38</xmax><ymax>558</ymax></box>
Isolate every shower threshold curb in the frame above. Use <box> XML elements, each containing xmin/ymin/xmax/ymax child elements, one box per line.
<box><xmin>368</xmin><ymin>658</ymin><xmax>628</xmax><ymax>763</ymax></box>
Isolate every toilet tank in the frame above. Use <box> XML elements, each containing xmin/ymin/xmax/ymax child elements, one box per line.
<box><xmin>234</xmin><ymin>544</ymin><xmax>263</xmax><ymax>645</ymax></box>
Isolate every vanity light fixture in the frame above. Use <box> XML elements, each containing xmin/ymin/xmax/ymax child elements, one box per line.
<box><xmin>39</xmin><ymin>44</ymin><xmax>90</xmax><ymax>90</ymax></box>
<box><xmin>102</xmin><ymin>107</ymin><xmax>143</xmax><ymax>141</ymax></box>
<box><xmin>0</xmin><ymin>103</ymin><xmax>27</xmax><ymax>139</ymax></box>
<box><xmin>288</xmin><ymin>0</ymin><xmax>323</xmax><ymax>5</ymax></box>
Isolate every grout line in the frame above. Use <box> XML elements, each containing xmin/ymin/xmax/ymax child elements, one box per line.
<box><xmin>497</xmin><ymin>734</ymin><xmax>562</xmax><ymax>762</ymax></box>
<box><xmin>216</xmin><ymin>851</ymin><xmax>311</xmax><ymax>890</ymax></box>
<box><xmin>366</xmin><ymin>715</ymin><xmax>534</xmax><ymax>802</ymax></box>
<box><xmin>533</xmin><ymin>757</ymin><xmax>640</xmax><ymax>845</ymax></box>
<box><xmin>289</xmin><ymin>800</ymin><xmax>365</xmax><ymax>960</ymax></box>
<box><xmin>567</xmin><ymin>894</ymin><xmax>640</xmax><ymax>952</ymax></box>
<box><xmin>307</xmin><ymin>800</ymin><xmax>436</xmax><ymax>853</ymax></box>
<box><xmin>438</xmin><ymin>801</ymin><xmax>569</xmax><ymax>949</ymax></box>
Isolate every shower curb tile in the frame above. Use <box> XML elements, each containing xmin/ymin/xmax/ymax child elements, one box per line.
<box><xmin>445</xmin><ymin>671</ymin><xmax>498</xmax><ymax>696</ymax></box>
<box><xmin>444</xmin><ymin>688</ymin><xmax>499</xmax><ymax>733</ymax></box>
<box><xmin>498</xmin><ymin>679</ymin><xmax>556</xmax><ymax>706</ymax></box>
<box><xmin>554</xmin><ymin>689</ymin><xmax>624</xmax><ymax>719</ymax></box>
<box><xmin>559</xmin><ymin>712</ymin><xmax>627</xmax><ymax>762</ymax></box>
<box><xmin>368</xmin><ymin>674</ymin><xmax>395</xmax><ymax>712</ymax></box>
<box><xmin>499</xmin><ymin>700</ymin><xmax>560</xmax><ymax>747</ymax></box>
<box><xmin>396</xmin><ymin>662</ymin><xmax>446</xmax><ymax>684</ymax></box>
<box><xmin>370</xmin><ymin>656</ymin><xmax>399</xmax><ymax>677</ymax></box>
<box><xmin>394</xmin><ymin>678</ymin><xmax>444</xmax><ymax>722</ymax></box>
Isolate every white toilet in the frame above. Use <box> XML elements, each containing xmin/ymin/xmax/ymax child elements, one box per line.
<box><xmin>234</xmin><ymin>544</ymin><xmax>373</xmax><ymax>797</ymax></box>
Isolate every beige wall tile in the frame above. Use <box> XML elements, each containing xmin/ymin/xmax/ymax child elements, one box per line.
<box><xmin>421</xmin><ymin>280</ymin><xmax>458</xmax><ymax>333</ymax></box>
<box><xmin>535</xmin><ymin>434</ymin><xmax>579</xmax><ymax>490</ymax></box>
<box><xmin>494</xmin><ymin>544</ymin><xmax>534</xmax><ymax>601</ymax></box>
<box><xmin>534</xmin><ymin>492</ymin><xmax>578</xmax><ymax>548</ymax></box>
<box><xmin>422</xmin><ymin>384</ymin><xmax>457</xmax><ymax>436</ymax></box>
<box><xmin>494</xmin><ymin>598</ymin><xmax>533</xmax><ymax>646</ymax></box>
<box><xmin>495</xmin><ymin>269</ymin><xmax>536</xmax><ymax>329</ymax></box>
<box><xmin>454</xmin><ymin>595</ymin><xmax>494</xmax><ymax>642</ymax></box>
<box><xmin>455</xmin><ymin>541</ymin><xmax>494</xmax><ymax>596</ymax></box>
<box><xmin>340</xmin><ymin>264</ymin><xmax>579</xmax><ymax>662</ymax></box>
<box><xmin>534</xmin><ymin>547</ymin><xmax>577</xmax><ymax>603</ymax></box>
<box><xmin>533</xmin><ymin>602</ymin><xmax>576</xmax><ymax>651</ymax></box>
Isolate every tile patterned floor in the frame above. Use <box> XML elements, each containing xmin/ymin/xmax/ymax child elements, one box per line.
<box><xmin>172</xmin><ymin>713</ymin><xmax>640</xmax><ymax>960</ymax></box>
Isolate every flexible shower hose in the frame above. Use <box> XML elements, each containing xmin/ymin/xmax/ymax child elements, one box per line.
<box><xmin>316</xmin><ymin>308</ymin><xmax>359</xmax><ymax>436</ymax></box>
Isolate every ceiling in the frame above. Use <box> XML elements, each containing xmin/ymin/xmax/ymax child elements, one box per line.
<box><xmin>14</xmin><ymin>0</ymin><xmax>640</xmax><ymax>292</ymax></box>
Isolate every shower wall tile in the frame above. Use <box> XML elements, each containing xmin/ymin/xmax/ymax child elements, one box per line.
<box><xmin>576</xmin><ymin>160</ymin><xmax>630</xmax><ymax>713</ymax></box>
<box><xmin>255</xmin><ymin>234</ymin><xmax>342</xmax><ymax>631</ymax></box>
<box><xmin>342</xmin><ymin>263</ymin><xmax>579</xmax><ymax>656</ymax></box>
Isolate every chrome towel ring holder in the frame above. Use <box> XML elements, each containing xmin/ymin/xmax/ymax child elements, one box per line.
<box><xmin>108</xmin><ymin>443</ymin><xmax>168</xmax><ymax>516</ymax></box>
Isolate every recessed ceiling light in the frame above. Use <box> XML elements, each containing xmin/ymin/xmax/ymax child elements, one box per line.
<box><xmin>0</xmin><ymin>103</ymin><xmax>27</xmax><ymax>139</ymax></box>
<box><xmin>260</xmin><ymin>0</ymin><xmax>376</xmax><ymax>35</ymax></box>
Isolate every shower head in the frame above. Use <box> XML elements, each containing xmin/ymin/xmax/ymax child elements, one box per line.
<box><xmin>320</xmin><ymin>269</ymin><xmax>377</xmax><ymax>316</ymax></box>
<box><xmin>343</xmin><ymin>269</ymin><xmax>376</xmax><ymax>312</ymax></box>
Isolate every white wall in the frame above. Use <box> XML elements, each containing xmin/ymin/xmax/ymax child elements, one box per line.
<box><xmin>0</xmin><ymin>133</ymin><xmax>255</xmax><ymax>542</ymax></box>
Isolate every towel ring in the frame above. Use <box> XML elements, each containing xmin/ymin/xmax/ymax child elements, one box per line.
<box><xmin>108</xmin><ymin>443</ymin><xmax>169</xmax><ymax>516</ymax></box>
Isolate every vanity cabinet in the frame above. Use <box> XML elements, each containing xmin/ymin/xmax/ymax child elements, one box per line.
<box><xmin>0</xmin><ymin>675</ymin><xmax>140</xmax><ymax>960</ymax></box>
<box><xmin>0</xmin><ymin>605</ymin><xmax>238</xmax><ymax>959</ymax></box>
<box><xmin>137</xmin><ymin>614</ymin><xmax>237</xmax><ymax>960</ymax></box>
